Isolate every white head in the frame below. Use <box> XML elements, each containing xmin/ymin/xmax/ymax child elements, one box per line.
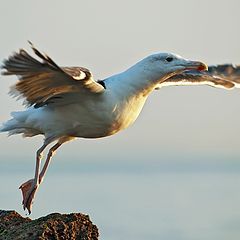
<box><xmin>132</xmin><ymin>52</ymin><xmax>207</xmax><ymax>84</ymax></box>
<box><xmin>108</xmin><ymin>52</ymin><xmax>207</xmax><ymax>97</ymax></box>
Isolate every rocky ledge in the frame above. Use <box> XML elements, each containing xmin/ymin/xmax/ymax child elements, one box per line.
<box><xmin>0</xmin><ymin>210</ymin><xmax>99</xmax><ymax>240</ymax></box>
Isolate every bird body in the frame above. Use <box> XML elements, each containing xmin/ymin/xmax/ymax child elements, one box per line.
<box><xmin>1</xmin><ymin>43</ymin><xmax>240</xmax><ymax>214</ymax></box>
<box><xmin>9</xmin><ymin>91</ymin><xmax>147</xmax><ymax>139</ymax></box>
<box><xmin>4</xmin><ymin>64</ymin><xmax>152</xmax><ymax>140</ymax></box>
<box><xmin>2</xmin><ymin>52</ymin><xmax>185</xmax><ymax>141</ymax></box>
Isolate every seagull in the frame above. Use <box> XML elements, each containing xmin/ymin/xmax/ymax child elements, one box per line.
<box><xmin>1</xmin><ymin>43</ymin><xmax>239</xmax><ymax>214</ymax></box>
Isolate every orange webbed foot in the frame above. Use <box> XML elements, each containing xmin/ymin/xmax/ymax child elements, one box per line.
<box><xmin>19</xmin><ymin>179</ymin><xmax>39</xmax><ymax>214</ymax></box>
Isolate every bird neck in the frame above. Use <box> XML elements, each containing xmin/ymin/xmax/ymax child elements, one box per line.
<box><xmin>105</xmin><ymin>63</ymin><xmax>163</xmax><ymax>98</ymax></box>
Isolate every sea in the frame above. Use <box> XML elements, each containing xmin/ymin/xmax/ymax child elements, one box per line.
<box><xmin>1</xmin><ymin>155</ymin><xmax>240</xmax><ymax>240</ymax></box>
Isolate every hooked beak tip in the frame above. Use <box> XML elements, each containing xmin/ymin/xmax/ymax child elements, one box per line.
<box><xmin>197</xmin><ymin>62</ymin><xmax>208</xmax><ymax>71</ymax></box>
<box><xmin>185</xmin><ymin>61</ymin><xmax>208</xmax><ymax>72</ymax></box>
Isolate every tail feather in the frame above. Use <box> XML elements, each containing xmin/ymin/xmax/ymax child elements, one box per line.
<box><xmin>1</xmin><ymin>111</ymin><xmax>42</xmax><ymax>137</ymax></box>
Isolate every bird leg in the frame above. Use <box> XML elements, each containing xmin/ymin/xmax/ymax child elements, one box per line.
<box><xmin>39</xmin><ymin>136</ymin><xmax>74</xmax><ymax>184</ymax></box>
<box><xmin>19</xmin><ymin>141</ymin><xmax>49</xmax><ymax>214</ymax></box>
<box><xmin>19</xmin><ymin>137</ymin><xmax>73</xmax><ymax>214</ymax></box>
<box><xmin>39</xmin><ymin>142</ymin><xmax>62</xmax><ymax>184</ymax></box>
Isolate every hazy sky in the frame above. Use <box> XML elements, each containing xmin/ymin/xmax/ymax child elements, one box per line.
<box><xmin>1</xmin><ymin>0</ymin><xmax>240</xmax><ymax>161</ymax></box>
<box><xmin>1</xmin><ymin>3</ymin><xmax>240</xmax><ymax>238</ymax></box>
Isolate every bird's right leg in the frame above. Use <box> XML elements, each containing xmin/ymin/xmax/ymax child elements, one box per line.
<box><xmin>38</xmin><ymin>136</ymin><xmax>74</xmax><ymax>184</ymax></box>
<box><xmin>19</xmin><ymin>139</ymin><xmax>51</xmax><ymax>214</ymax></box>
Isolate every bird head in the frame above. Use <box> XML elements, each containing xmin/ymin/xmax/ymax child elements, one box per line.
<box><xmin>139</xmin><ymin>52</ymin><xmax>208</xmax><ymax>83</ymax></box>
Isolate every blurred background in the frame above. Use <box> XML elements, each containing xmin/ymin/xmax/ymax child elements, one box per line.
<box><xmin>0</xmin><ymin>1</ymin><xmax>240</xmax><ymax>239</ymax></box>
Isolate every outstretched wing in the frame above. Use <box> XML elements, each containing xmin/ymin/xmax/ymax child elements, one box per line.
<box><xmin>156</xmin><ymin>64</ymin><xmax>240</xmax><ymax>90</ymax></box>
<box><xmin>1</xmin><ymin>43</ymin><xmax>105</xmax><ymax>108</ymax></box>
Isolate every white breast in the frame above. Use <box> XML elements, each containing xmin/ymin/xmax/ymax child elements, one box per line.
<box><xmin>35</xmin><ymin>90</ymin><xmax>147</xmax><ymax>139</ymax></box>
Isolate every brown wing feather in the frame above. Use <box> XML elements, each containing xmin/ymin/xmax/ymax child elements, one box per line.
<box><xmin>1</xmin><ymin>43</ymin><xmax>104</xmax><ymax>107</ymax></box>
<box><xmin>208</xmin><ymin>64</ymin><xmax>240</xmax><ymax>84</ymax></box>
<box><xmin>157</xmin><ymin>64</ymin><xmax>240</xmax><ymax>90</ymax></box>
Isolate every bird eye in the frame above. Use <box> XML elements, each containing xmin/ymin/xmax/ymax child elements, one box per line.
<box><xmin>166</xmin><ymin>57</ymin><xmax>173</xmax><ymax>62</ymax></box>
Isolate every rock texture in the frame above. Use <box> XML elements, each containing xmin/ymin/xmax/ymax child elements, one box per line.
<box><xmin>0</xmin><ymin>210</ymin><xmax>99</xmax><ymax>240</ymax></box>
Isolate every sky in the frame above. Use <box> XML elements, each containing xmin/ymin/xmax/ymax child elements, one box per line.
<box><xmin>1</xmin><ymin>0</ymin><xmax>240</xmax><ymax>161</ymax></box>
<box><xmin>0</xmin><ymin>1</ymin><xmax>240</xmax><ymax>239</ymax></box>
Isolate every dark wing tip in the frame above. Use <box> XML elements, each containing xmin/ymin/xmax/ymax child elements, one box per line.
<box><xmin>28</xmin><ymin>40</ymin><xmax>34</xmax><ymax>47</ymax></box>
<box><xmin>208</xmin><ymin>64</ymin><xmax>239</xmax><ymax>75</ymax></box>
<box><xmin>208</xmin><ymin>64</ymin><xmax>240</xmax><ymax>83</ymax></box>
<box><xmin>28</xmin><ymin>41</ymin><xmax>47</xmax><ymax>61</ymax></box>
<box><xmin>27</xmin><ymin>41</ymin><xmax>63</xmax><ymax>72</ymax></box>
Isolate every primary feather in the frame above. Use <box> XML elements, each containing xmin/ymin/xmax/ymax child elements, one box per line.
<box><xmin>2</xmin><ymin>43</ymin><xmax>104</xmax><ymax>108</ymax></box>
<box><xmin>157</xmin><ymin>64</ymin><xmax>240</xmax><ymax>89</ymax></box>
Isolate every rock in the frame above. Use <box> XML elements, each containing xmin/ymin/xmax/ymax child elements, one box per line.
<box><xmin>0</xmin><ymin>210</ymin><xmax>99</xmax><ymax>240</ymax></box>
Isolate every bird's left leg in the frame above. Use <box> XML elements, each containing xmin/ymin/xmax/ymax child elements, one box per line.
<box><xmin>19</xmin><ymin>138</ymin><xmax>53</xmax><ymax>214</ymax></box>
<box><xmin>19</xmin><ymin>136</ymin><xmax>74</xmax><ymax>214</ymax></box>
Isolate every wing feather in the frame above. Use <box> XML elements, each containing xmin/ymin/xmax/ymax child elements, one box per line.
<box><xmin>1</xmin><ymin>43</ymin><xmax>105</xmax><ymax>107</ymax></box>
<box><xmin>156</xmin><ymin>64</ymin><xmax>240</xmax><ymax>90</ymax></box>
